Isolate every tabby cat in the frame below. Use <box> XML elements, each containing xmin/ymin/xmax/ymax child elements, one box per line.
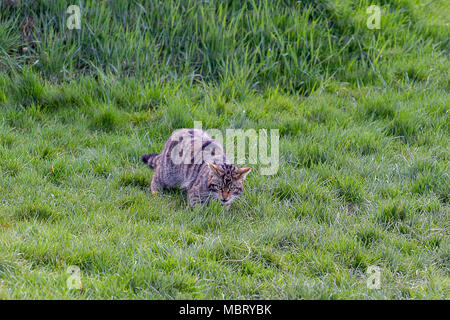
<box><xmin>141</xmin><ymin>129</ymin><xmax>251</xmax><ymax>209</ymax></box>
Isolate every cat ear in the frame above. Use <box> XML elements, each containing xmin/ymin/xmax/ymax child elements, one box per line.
<box><xmin>237</xmin><ymin>167</ymin><xmax>251</xmax><ymax>180</ymax></box>
<box><xmin>207</xmin><ymin>162</ymin><xmax>222</xmax><ymax>175</ymax></box>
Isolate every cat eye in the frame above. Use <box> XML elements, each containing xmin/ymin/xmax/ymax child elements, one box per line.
<box><xmin>231</xmin><ymin>186</ymin><xmax>242</xmax><ymax>193</ymax></box>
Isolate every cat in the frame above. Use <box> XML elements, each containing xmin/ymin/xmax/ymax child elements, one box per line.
<box><xmin>141</xmin><ymin>129</ymin><xmax>251</xmax><ymax>209</ymax></box>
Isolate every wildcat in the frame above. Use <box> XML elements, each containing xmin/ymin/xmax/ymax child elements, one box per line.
<box><xmin>141</xmin><ymin>129</ymin><xmax>251</xmax><ymax>209</ymax></box>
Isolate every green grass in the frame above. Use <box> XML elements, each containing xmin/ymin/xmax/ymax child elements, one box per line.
<box><xmin>0</xmin><ymin>0</ymin><xmax>449</xmax><ymax>299</ymax></box>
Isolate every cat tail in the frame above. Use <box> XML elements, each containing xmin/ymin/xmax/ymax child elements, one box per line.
<box><xmin>141</xmin><ymin>153</ymin><xmax>160</xmax><ymax>169</ymax></box>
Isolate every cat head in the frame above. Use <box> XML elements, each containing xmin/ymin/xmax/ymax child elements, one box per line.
<box><xmin>207</xmin><ymin>162</ymin><xmax>251</xmax><ymax>206</ymax></box>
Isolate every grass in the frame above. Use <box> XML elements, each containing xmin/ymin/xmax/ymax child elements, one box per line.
<box><xmin>0</xmin><ymin>0</ymin><xmax>449</xmax><ymax>299</ymax></box>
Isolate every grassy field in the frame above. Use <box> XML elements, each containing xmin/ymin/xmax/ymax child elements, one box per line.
<box><xmin>0</xmin><ymin>0</ymin><xmax>449</xmax><ymax>299</ymax></box>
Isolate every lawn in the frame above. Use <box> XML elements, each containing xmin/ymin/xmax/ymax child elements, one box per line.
<box><xmin>0</xmin><ymin>0</ymin><xmax>448</xmax><ymax>299</ymax></box>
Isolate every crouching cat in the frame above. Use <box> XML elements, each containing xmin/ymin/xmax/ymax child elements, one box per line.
<box><xmin>141</xmin><ymin>129</ymin><xmax>251</xmax><ymax>209</ymax></box>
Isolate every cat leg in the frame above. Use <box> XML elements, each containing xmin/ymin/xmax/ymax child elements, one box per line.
<box><xmin>188</xmin><ymin>188</ymin><xmax>209</xmax><ymax>208</ymax></box>
<box><xmin>150</xmin><ymin>172</ymin><xmax>162</xmax><ymax>194</ymax></box>
<box><xmin>150</xmin><ymin>177</ymin><xmax>158</xmax><ymax>194</ymax></box>
<box><xmin>188</xmin><ymin>189</ymin><xmax>200</xmax><ymax>208</ymax></box>
<box><xmin>188</xmin><ymin>173</ymin><xmax>210</xmax><ymax>208</ymax></box>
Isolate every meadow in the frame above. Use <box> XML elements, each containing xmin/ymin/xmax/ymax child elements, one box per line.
<box><xmin>0</xmin><ymin>0</ymin><xmax>448</xmax><ymax>299</ymax></box>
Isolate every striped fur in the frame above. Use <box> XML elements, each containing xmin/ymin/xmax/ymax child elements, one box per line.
<box><xmin>141</xmin><ymin>129</ymin><xmax>251</xmax><ymax>209</ymax></box>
